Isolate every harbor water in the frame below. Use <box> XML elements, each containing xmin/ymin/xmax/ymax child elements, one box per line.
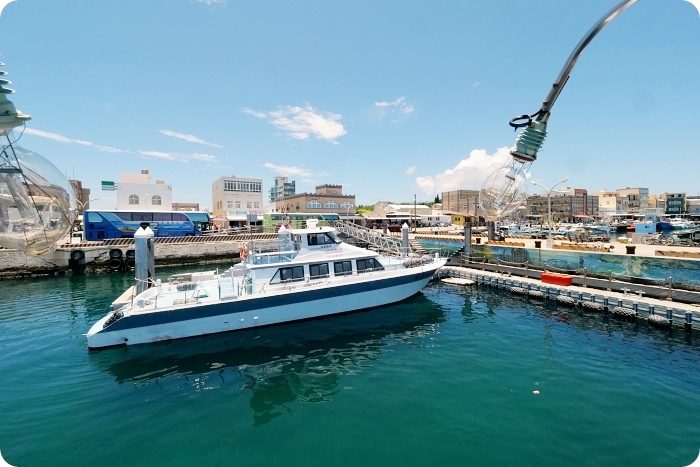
<box><xmin>2</xmin><ymin>267</ymin><xmax>700</xmax><ymax>466</ymax></box>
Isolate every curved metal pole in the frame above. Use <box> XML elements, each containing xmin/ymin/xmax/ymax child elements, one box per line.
<box><xmin>508</xmin><ymin>0</ymin><xmax>639</xmax><ymax>163</ymax></box>
<box><xmin>539</xmin><ymin>0</ymin><xmax>639</xmax><ymax>117</ymax></box>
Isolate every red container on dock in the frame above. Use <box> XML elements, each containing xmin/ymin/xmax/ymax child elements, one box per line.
<box><xmin>541</xmin><ymin>272</ymin><xmax>573</xmax><ymax>286</ymax></box>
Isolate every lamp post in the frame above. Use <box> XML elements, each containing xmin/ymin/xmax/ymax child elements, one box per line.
<box><xmin>345</xmin><ymin>204</ymin><xmax>354</xmax><ymax>223</ymax></box>
<box><xmin>75</xmin><ymin>197</ymin><xmax>98</xmax><ymax>214</ymax></box>
<box><xmin>74</xmin><ymin>197</ymin><xmax>99</xmax><ymax>231</ymax></box>
<box><xmin>530</xmin><ymin>177</ymin><xmax>569</xmax><ymax>248</ymax></box>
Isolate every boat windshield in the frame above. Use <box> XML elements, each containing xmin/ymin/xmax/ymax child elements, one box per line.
<box><xmin>307</xmin><ymin>231</ymin><xmax>342</xmax><ymax>246</ymax></box>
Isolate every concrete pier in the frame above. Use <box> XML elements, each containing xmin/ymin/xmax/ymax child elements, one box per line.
<box><xmin>439</xmin><ymin>265</ymin><xmax>700</xmax><ymax>331</ymax></box>
<box><xmin>0</xmin><ymin>233</ymin><xmax>278</xmax><ymax>278</ymax></box>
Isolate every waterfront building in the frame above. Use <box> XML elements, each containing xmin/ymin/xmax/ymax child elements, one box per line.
<box><xmin>268</xmin><ymin>176</ymin><xmax>296</xmax><ymax>204</ymax></box>
<box><xmin>687</xmin><ymin>196</ymin><xmax>700</xmax><ymax>219</ymax></box>
<box><xmin>615</xmin><ymin>187</ymin><xmax>649</xmax><ymax>214</ymax></box>
<box><xmin>69</xmin><ymin>179</ymin><xmax>91</xmax><ymax>214</ymax></box>
<box><xmin>172</xmin><ymin>202</ymin><xmax>201</xmax><ymax>212</ymax></box>
<box><xmin>441</xmin><ymin>190</ymin><xmax>480</xmax><ymax>221</ymax></box>
<box><xmin>371</xmin><ymin>202</ymin><xmax>431</xmax><ymax>225</ymax></box>
<box><xmin>212</xmin><ymin>176</ymin><xmax>263</xmax><ymax>226</ymax></box>
<box><xmin>274</xmin><ymin>184</ymin><xmax>355</xmax><ymax>220</ymax></box>
<box><xmin>660</xmin><ymin>192</ymin><xmax>687</xmax><ymax>215</ymax></box>
<box><xmin>115</xmin><ymin>169</ymin><xmax>173</xmax><ymax>211</ymax></box>
<box><xmin>526</xmin><ymin>188</ymin><xmax>595</xmax><ymax>223</ymax></box>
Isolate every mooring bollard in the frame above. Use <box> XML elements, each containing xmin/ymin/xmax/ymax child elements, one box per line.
<box><xmin>667</xmin><ymin>276</ymin><xmax>673</xmax><ymax>301</ymax></box>
<box><xmin>685</xmin><ymin>311</ymin><xmax>693</xmax><ymax>332</ymax></box>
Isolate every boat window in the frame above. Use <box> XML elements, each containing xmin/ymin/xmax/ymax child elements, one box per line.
<box><xmin>276</xmin><ymin>266</ymin><xmax>304</xmax><ymax>283</ymax></box>
<box><xmin>307</xmin><ymin>233</ymin><xmax>337</xmax><ymax>246</ymax></box>
<box><xmin>357</xmin><ymin>258</ymin><xmax>384</xmax><ymax>273</ymax></box>
<box><xmin>333</xmin><ymin>261</ymin><xmax>352</xmax><ymax>276</ymax></box>
<box><xmin>309</xmin><ymin>263</ymin><xmax>329</xmax><ymax>279</ymax></box>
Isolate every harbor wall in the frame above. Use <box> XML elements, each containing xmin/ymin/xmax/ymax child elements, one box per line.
<box><xmin>0</xmin><ymin>241</ymin><xmax>244</xmax><ymax>278</ymax></box>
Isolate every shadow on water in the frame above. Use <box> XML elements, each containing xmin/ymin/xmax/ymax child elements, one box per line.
<box><xmin>88</xmin><ymin>293</ymin><xmax>447</xmax><ymax>426</ymax></box>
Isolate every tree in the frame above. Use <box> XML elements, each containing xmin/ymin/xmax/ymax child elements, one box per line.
<box><xmin>434</xmin><ymin>194</ymin><xmax>440</xmax><ymax>203</ymax></box>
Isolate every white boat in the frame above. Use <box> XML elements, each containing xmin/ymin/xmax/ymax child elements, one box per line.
<box><xmin>669</xmin><ymin>218</ymin><xmax>696</xmax><ymax>230</ymax></box>
<box><xmin>86</xmin><ymin>221</ymin><xmax>446</xmax><ymax>349</ymax></box>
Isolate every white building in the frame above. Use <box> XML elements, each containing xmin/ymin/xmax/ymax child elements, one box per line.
<box><xmin>115</xmin><ymin>170</ymin><xmax>172</xmax><ymax>211</ymax></box>
<box><xmin>212</xmin><ymin>176</ymin><xmax>263</xmax><ymax>225</ymax></box>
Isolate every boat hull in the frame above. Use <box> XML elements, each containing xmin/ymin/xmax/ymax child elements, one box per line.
<box><xmin>87</xmin><ymin>262</ymin><xmax>444</xmax><ymax>349</ymax></box>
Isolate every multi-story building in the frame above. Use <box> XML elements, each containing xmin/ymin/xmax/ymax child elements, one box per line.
<box><xmin>268</xmin><ymin>176</ymin><xmax>296</xmax><ymax>204</ymax></box>
<box><xmin>441</xmin><ymin>190</ymin><xmax>480</xmax><ymax>220</ymax></box>
<box><xmin>212</xmin><ymin>176</ymin><xmax>263</xmax><ymax>225</ymax></box>
<box><xmin>115</xmin><ymin>169</ymin><xmax>173</xmax><ymax>211</ymax></box>
<box><xmin>69</xmin><ymin>179</ymin><xmax>92</xmax><ymax>214</ymax></box>
<box><xmin>615</xmin><ymin>187</ymin><xmax>649</xmax><ymax>214</ymax></box>
<box><xmin>527</xmin><ymin>189</ymin><xmax>595</xmax><ymax>223</ymax></box>
<box><xmin>660</xmin><ymin>192</ymin><xmax>686</xmax><ymax>215</ymax></box>
<box><xmin>274</xmin><ymin>184</ymin><xmax>355</xmax><ymax>218</ymax></box>
<box><xmin>687</xmin><ymin>196</ymin><xmax>700</xmax><ymax>218</ymax></box>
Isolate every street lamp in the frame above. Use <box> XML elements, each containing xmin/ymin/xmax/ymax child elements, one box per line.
<box><xmin>345</xmin><ymin>204</ymin><xmax>354</xmax><ymax>222</ymax></box>
<box><xmin>75</xmin><ymin>197</ymin><xmax>99</xmax><ymax>213</ymax></box>
<box><xmin>530</xmin><ymin>177</ymin><xmax>569</xmax><ymax>248</ymax></box>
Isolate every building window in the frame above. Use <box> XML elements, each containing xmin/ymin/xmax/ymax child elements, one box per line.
<box><xmin>151</xmin><ymin>195</ymin><xmax>162</xmax><ymax>206</ymax></box>
<box><xmin>128</xmin><ymin>194</ymin><xmax>139</xmax><ymax>205</ymax></box>
<box><xmin>227</xmin><ymin>201</ymin><xmax>233</xmax><ymax>209</ymax></box>
<box><xmin>235</xmin><ymin>201</ymin><xmax>241</xmax><ymax>209</ymax></box>
<box><xmin>246</xmin><ymin>202</ymin><xmax>252</xmax><ymax>209</ymax></box>
<box><xmin>324</xmin><ymin>201</ymin><xmax>339</xmax><ymax>209</ymax></box>
<box><xmin>307</xmin><ymin>200</ymin><xmax>322</xmax><ymax>209</ymax></box>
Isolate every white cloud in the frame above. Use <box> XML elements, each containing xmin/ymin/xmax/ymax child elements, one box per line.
<box><xmin>263</xmin><ymin>162</ymin><xmax>314</xmax><ymax>178</ymax></box>
<box><xmin>24</xmin><ymin>128</ymin><xmax>73</xmax><ymax>143</ymax></box>
<box><xmin>159</xmin><ymin>129</ymin><xmax>223</xmax><ymax>148</ymax></box>
<box><xmin>244</xmin><ymin>105</ymin><xmax>347</xmax><ymax>143</ymax></box>
<box><xmin>414</xmin><ymin>147</ymin><xmax>511</xmax><ymax>195</ymax></box>
<box><xmin>139</xmin><ymin>150</ymin><xmax>177</xmax><ymax>161</ymax></box>
<box><xmin>191</xmin><ymin>153</ymin><xmax>217</xmax><ymax>162</ymax></box>
<box><xmin>374</xmin><ymin>96</ymin><xmax>415</xmax><ymax>120</ymax></box>
<box><xmin>405</xmin><ymin>166</ymin><xmax>416</xmax><ymax>175</ymax></box>
<box><xmin>24</xmin><ymin>128</ymin><xmax>124</xmax><ymax>153</ymax></box>
<box><xmin>241</xmin><ymin>107</ymin><xmax>267</xmax><ymax>119</ymax></box>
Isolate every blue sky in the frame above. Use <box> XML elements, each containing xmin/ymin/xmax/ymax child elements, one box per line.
<box><xmin>0</xmin><ymin>0</ymin><xmax>698</xmax><ymax>211</ymax></box>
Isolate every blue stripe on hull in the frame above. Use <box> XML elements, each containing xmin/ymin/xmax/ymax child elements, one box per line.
<box><xmin>99</xmin><ymin>269</ymin><xmax>436</xmax><ymax>335</ymax></box>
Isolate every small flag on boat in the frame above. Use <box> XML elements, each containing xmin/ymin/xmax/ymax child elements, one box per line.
<box><xmin>101</xmin><ymin>181</ymin><xmax>115</xmax><ymax>191</ymax></box>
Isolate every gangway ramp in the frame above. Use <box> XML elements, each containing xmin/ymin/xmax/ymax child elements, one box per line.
<box><xmin>333</xmin><ymin>221</ymin><xmax>410</xmax><ymax>256</ymax></box>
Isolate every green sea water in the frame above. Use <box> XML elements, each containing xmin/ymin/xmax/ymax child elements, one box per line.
<box><xmin>1</xmin><ymin>268</ymin><xmax>700</xmax><ymax>466</ymax></box>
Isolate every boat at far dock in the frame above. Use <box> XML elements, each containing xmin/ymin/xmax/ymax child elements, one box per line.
<box><xmin>87</xmin><ymin>220</ymin><xmax>446</xmax><ymax>349</ymax></box>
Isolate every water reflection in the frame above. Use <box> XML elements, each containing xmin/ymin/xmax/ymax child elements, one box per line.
<box><xmin>90</xmin><ymin>294</ymin><xmax>446</xmax><ymax>426</ymax></box>
<box><xmin>447</xmin><ymin>284</ymin><xmax>700</xmax><ymax>351</ymax></box>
